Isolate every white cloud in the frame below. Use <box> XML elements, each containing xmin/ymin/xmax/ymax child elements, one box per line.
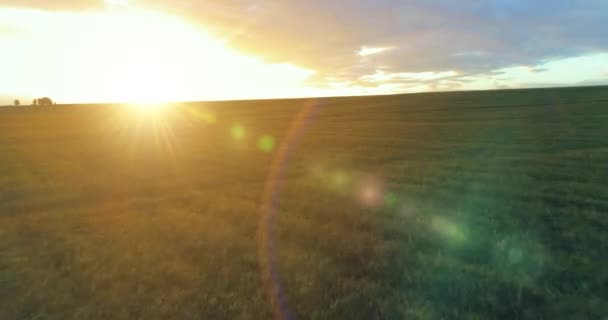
<box><xmin>360</xmin><ymin>70</ymin><xmax>459</xmax><ymax>82</ymax></box>
<box><xmin>357</xmin><ymin>46</ymin><xmax>395</xmax><ymax>57</ymax></box>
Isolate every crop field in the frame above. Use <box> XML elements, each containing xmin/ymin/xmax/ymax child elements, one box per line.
<box><xmin>0</xmin><ymin>86</ymin><xmax>607</xmax><ymax>319</ymax></box>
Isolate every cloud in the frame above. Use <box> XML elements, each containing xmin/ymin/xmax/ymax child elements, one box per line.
<box><xmin>1</xmin><ymin>0</ymin><xmax>608</xmax><ymax>103</ymax></box>
<box><xmin>360</xmin><ymin>70</ymin><xmax>459</xmax><ymax>82</ymax></box>
<box><xmin>449</xmin><ymin>53</ymin><xmax>608</xmax><ymax>91</ymax></box>
<box><xmin>357</xmin><ymin>46</ymin><xmax>395</xmax><ymax>57</ymax></box>
<box><xmin>451</xmin><ymin>51</ymin><xmax>485</xmax><ymax>57</ymax></box>
<box><xmin>3</xmin><ymin>1</ymin><xmax>608</xmax><ymax>75</ymax></box>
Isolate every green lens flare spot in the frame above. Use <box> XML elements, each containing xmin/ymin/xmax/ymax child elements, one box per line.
<box><xmin>432</xmin><ymin>216</ymin><xmax>467</xmax><ymax>244</ymax></box>
<box><xmin>384</xmin><ymin>192</ymin><xmax>398</xmax><ymax>207</ymax></box>
<box><xmin>258</xmin><ymin>135</ymin><xmax>276</xmax><ymax>152</ymax></box>
<box><xmin>332</xmin><ymin>171</ymin><xmax>348</xmax><ymax>186</ymax></box>
<box><xmin>231</xmin><ymin>124</ymin><xmax>245</xmax><ymax>140</ymax></box>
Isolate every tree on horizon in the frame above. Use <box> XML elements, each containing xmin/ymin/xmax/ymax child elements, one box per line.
<box><xmin>37</xmin><ymin>97</ymin><xmax>53</xmax><ymax>106</ymax></box>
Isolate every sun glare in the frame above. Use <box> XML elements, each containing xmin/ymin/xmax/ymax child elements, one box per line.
<box><xmin>0</xmin><ymin>6</ymin><xmax>318</xmax><ymax>104</ymax></box>
<box><xmin>106</xmin><ymin>0</ymin><xmax>129</xmax><ymax>6</ymax></box>
<box><xmin>131</xmin><ymin>102</ymin><xmax>166</xmax><ymax>114</ymax></box>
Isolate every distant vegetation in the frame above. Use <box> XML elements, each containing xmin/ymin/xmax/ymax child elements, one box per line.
<box><xmin>0</xmin><ymin>86</ymin><xmax>606</xmax><ymax>319</ymax></box>
<box><xmin>13</xmin><ymin>99</ymin><xmax>20</xmax><ymax>106</ymax></box>
<box><xmin>32</xmin><ymin>97</ymin><xmax>54</xmax><ymax>106</ymax></box>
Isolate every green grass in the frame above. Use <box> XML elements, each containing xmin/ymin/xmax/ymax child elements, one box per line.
<box><xmin>1</xmin><ymin>86</ymin><xmax>607</xmax><ymax>319</ymax></box>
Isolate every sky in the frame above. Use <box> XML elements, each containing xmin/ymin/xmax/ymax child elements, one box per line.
<box><xmin>1</xmin><ymin>0</ymin><xmax>607</xmax><ymax>104</ymax></box>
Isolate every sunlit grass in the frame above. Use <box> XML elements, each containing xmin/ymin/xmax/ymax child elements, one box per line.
<box><xmin>0</xmin><ymin>86</ymin><xmax>606</xmax><ymax>319</ymax></box>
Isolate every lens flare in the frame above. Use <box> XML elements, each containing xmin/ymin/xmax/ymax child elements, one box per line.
<box><xmin>181</xmin><ymin>106</ymin><xmax>217</xmax><ymax>124</ymax></box>
<box><xmin>231</xmin><ymin>124</ymin><xmax>246</xmax><ymax>140</ymax></box>
<box><xmin>358</xmin><ymin>175</ymin><xmax>384</xmax><ymax>208</ymax></box>
<box><xmin>258</xmin><ymin>135</ymin><xmax>276</xmax><ymax>153</ymax></box>
<box><xmin>330</xmin><ymin>170</ymin><xmax>352</xmax><ymax>191</ymax></box>
<box><xmin>431</xmin><ymin>216</ymin><xmax>467</xmax><ymax>244</ymax></box>
<box><xmin>384</xmin><ymin>192</ymin><xmax>398</xmax><ymax>208</ymax></box>
<box><xmin>493</xmin><ymin>236</ymin><xmax>548</xmax><ymax>283</ymax></box>
<box><xmin>258</xmin><ymin>100</ymin><xmax>319</xmax><ymax>320</ymax></box>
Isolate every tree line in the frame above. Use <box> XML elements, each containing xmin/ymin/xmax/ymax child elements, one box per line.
<box><xmin>13</xmin><ymin>97</ymin><xmax>55</xmax><ymax>106</ymax></box>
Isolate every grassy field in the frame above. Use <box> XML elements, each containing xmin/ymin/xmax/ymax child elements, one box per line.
<box><xmin>0</xmin><ymin>86</ymin><xmax>607</xmax><ymax>319</ymax></box>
